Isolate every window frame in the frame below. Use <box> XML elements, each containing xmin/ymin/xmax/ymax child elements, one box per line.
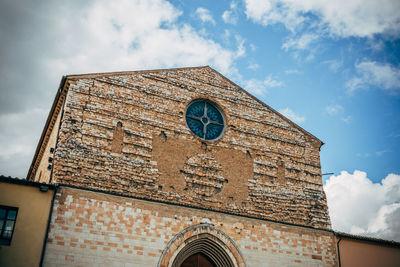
<box><xmin>0</xmin><ymin>205</ymin><xmax>18</xmax><ymax>246</ymax></box>
<box><xmin>185</xmin><ymin>99</ymin><xmax>226</xmax><ymax>141</ymax></box>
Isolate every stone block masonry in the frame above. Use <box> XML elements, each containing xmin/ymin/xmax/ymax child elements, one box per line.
<box><xmin>41</xmin><ymin>66</ymin><xmax>331</xmax><ymax>229</ymax></box>
<box><xmin>43</xmin><ymin>187</ymin><xmax>337</xmax><ymax>266</ymax></box>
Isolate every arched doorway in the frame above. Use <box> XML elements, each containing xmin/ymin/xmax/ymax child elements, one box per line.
<box><xmin>171</xmin><ymin>233</ymin><xmax>234</xmax><ymax>267</ymax></box>
<box><xmin>158</xmin><ymin>223</ymin><xmax>246</xmax><ymax>267</ymax></box>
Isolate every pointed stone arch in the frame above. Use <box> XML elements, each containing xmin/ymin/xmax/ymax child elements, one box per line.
<box><xmin>158</xmin><ymin>223</ymin><xmax>246</xmax><ymax>267</ymax></box>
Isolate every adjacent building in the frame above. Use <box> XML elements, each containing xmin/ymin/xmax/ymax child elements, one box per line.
<box><xmin>0</xmin><ymin>176</ymin><xmax>55</xmax><ymax>267</ymax></box>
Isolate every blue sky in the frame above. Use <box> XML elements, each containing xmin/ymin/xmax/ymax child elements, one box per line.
<box><xmin>0</xmin><ymin>0</ymin><xmax>399</xmax><ymax>240</ymax></box>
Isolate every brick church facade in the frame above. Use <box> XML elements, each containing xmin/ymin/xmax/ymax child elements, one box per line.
<box><xmin>27</xmin><ymin>66</ymin><xmax>338</xmax><ymax>266</ymax></box>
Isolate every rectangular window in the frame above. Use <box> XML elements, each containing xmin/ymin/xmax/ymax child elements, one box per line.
<box><xmin>0</xmin><ymin>206</ymin><xmax>18</xmax><ymax>245</ymax></box>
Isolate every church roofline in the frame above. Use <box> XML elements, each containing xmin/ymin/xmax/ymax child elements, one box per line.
<box><xmin>64</xmin><ymin>65</ymin><xmax>211</xmax><ymax>80</ymax></box>
<box><xmin>27</xmin><ymin>76</ymin><xmax>68</xmax><ymax>180</ymax></box>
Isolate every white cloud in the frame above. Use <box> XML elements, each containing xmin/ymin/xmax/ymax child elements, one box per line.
<box><xmin>284</xmin><ymin>69</ymin><xmax>302</xmax><ymax>75</ymax></box>
<box><xmin>222</xmin><ymin>1</ymin><xmax>239</xmax><ymax>25</ymax></box>
<box><xmin>376</xmin><ymin>149</ymin><xmax>391</xmax><ymax>157</ymax></box>
<box><xmin>322</xmin><ymin>59</ymin><xmax>343</xmax><ymax>72</ymax></box>
<box><xmin>229</xmin><ymin>1</ymin><xmax>238</xmax><ymax>9</ymax></box>
<box><xmin>358</xmin><ymin>150</ymin><xmax>392</xmax><ymax>158</ymax></box>
<box><xmin>279</xmin><ymin>107</ymin><xmax>305</xmax><ymax>123</ymax></box>
<box><xmin>281</xmin><ymin>33</ymin><xmax>320</xmax><ymax>61</ymax></box>
<box><xmin>222</xmin><ymin>10</ymin><xmax>237</xmax><ymax>25</ymax></box>
<box><xmin>341</xmin><ymin>115</ymin><xmax>352</xmax><ymax>124</ymax></box>
<box><xmin>264</xmin><ymin>76</ymin><xmax>283</xmax><ymax>88</ymax></box>
<box><xmin>242</xmin><ymin>79</ymin><xmax>267</xmax><ymax>96</ymax></box>
<box><xmin>244</xmin><ymin>0</ymin><xmax>306</xmax><ymax>33</ymax></box>
<box><xmin>39</xmin><ymin>0</ymin><xmax>240</xmax><ymax>75</ymax></box>
<box><xmin>234</xmin><ymin>35</ymin><xmax>246</xmax><ymax>58</ymax></box>
<box><xmin>367</xmin><ymin>39</ymin><xmax>385</xmax><ymax>52</ymax></box>
<box><xmin>345</xmin><ymin>77</ymin><xmax>363</xmax><ymax>93</ymax></box>
<box><xmin>248</xmin><ymin>63</ymin><xmax>259</xmax><ymax>70</ymax></box>
<box><xmin>0</xmin><ymin>0</ymin><xmax>243</xmax><ymax>177</ymax></box>
<box><xmin>346</xmin><ymin>61</ymin><xmax>400</xmax><ymax>93</ymax></box>
<box><xmin>221</xmin><ymin>29</ymin><xmax>232</xmax><ymax>43</ymax></box>
<box><xmin>195</xmin><ymin>7</ymin><xmax>216</xmax><ymax>25</ymax></box>
<box><xmin>245</xmin><ymin>0</ymin><xmax>272</xmax><ymax>23</ymax></box>
<box><xmin>325</xmin><ymin>104</ymin><xmax>343</xmax><ymax>115</ymax></box>
<box><xmin>244</xmin><ymin>0</ymin><xmax>400</xmax><ymax>38</ymax></box>
<box><xmin>357</xmin><ymin>153</ymin><xmax>371</xmax><ymax>158</ymax></box>
<box><xmin>324</xmin><ymin>171</ymin><xmax>400</xmax><ymax>242</ymax></box>
<box><xmin>242</xmin><ymin>75</ymin><xmax>283</xmax><ymax>96</ymax></box>
<box><xmin>282</xmin><ymin>33</ymin><xmax>319</xmax><ymax>51</ymax></box>
<box><xmin>366</xmin><ymin>203</ymin><xmax>400</xmax><ymax>235</ymax></box>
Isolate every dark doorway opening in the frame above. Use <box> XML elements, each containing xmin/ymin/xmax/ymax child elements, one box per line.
<box><xmin>180</xmin><ymin>252</ymin><xmax>216</xmax><ymax>267</ymax></box>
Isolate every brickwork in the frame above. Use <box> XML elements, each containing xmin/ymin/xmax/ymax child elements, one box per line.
<box><xmin>42</xmin><ymin>66</ymin><xmax>330</xmax><ymax>229</ymax></box>
<box><xmin>43</xmin><ymin>187</ymin><xmax>337</xmax><ymax>266</ymax></box>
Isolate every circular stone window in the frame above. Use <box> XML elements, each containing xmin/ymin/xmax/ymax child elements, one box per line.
<box><xmin>185</xmin><ymin>99</ymin><xmax>225</xmax><ymax>141</ymax></box>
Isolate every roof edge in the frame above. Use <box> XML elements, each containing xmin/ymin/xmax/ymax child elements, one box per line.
<box><xmin>65</xmin><ymin>65</ymin><xmax>210</xmax><ymax>80</ymax></box>
<box><xmin>0</xmin><ymin>176</ymin><xmax>57</xmax><ymax>189</ymax></box>
<box><xmin>27</xmin><ymin>76</ymin><xmax>67</xmax><ymax>180</ymax></box>
<box><xmin>334</xmin><ymin>231</ymin><xmax>400</xmax><ymax>248</ymax></box>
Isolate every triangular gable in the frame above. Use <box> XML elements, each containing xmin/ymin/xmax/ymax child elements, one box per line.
<box><xmin>28</xmin><ymin>65</ymin><xmax>323</xmax><ymax>181</ymax></box>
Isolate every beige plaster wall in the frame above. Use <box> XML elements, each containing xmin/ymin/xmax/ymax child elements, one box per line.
<box><xmin>338</xmin><ymin>238</ymin><xmax>400</xmax><ymax>267</ymax></box>
<box><xmin>0</xmin><ymin>182</ymin><xmax>54</xmax><ymax>267</ymax></box>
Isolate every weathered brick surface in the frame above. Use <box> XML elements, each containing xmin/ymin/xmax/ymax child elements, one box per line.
<box><xmin>47</xmin><ymin>66</ymin><xmax>330</xmax><ymax>229</ymax></box>
<box><xmin>43</xmin><ymin>187</ymin><xmax>337</xmax><ymax>266</ymax></box>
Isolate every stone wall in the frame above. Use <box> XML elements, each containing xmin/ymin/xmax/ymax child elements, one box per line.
<box><xmin>51</xmin><ymin>66</ymin><xmax>330</xmax><ymax>229</ymax></box>
<box><xmin>43</xmin><ymin>187</ymin><xmax>337</xmax><ymax>266</ymax></box>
